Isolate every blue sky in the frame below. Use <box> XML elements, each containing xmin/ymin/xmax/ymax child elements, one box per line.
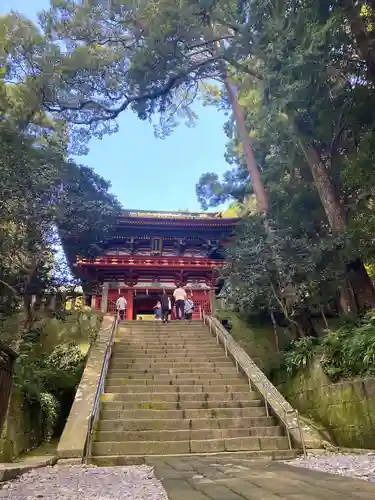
<box><xmin>2</xmin><ymin>0</ymin><xmax>231</xmax><ymax>212</ymax></box>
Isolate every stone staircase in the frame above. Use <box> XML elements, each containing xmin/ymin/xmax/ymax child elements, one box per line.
<box><xmin>91</xmin><ymin>321</ymin><xmax>294</xmax><ymax>464</ymax></box>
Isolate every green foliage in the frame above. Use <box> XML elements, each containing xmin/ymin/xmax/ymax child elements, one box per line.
<box><xmin>222</xmin><ymin>214</ymin><xmax>346</xmax><ymax>334</ymax></box>
<box><xmin>13</xmin><ymin>321</ymin><xmax>86</xmax><ymax>439</ymax></box>
<box><xmin>43</xmin><ymin>343</ymin><xmax>86</xmax><ymax>393</ymax></box>
<box><xmin>282</xmin><ymin>312</ymin><xmax>375</xmax><ymax>382</ymax></box>
<box><xmin>0</xmin><ymin>13</ymin><xmax>122</xmax><ymax>325</ymax></box>
<box><xmin>283</xmin><ymin>337</ymin><xmax>319</xmax><ymax>375</ymax></box>
<box><xmin>320</xmin><ymin>315</ymin><xmax>375</xmax><ymax>380</ymax></box>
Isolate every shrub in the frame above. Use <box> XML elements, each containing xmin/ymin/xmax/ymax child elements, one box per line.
<box><xmin>320</xmin><ymin>314</ymin><xmax>375</xmax><ymax>380</ymax></box>
<box><xmin>14</xmin><ymin>332</ymin><xmax>86</xmax><ymax>440</ymax></box>
<box><xmin>283</xmin><ymin>336</ymin><xmax>319</xmax><ymax>375</ymax></box>
<box><xmin>281</xmin><ymin>311</ymin><xmax>375</xmax><ymax>381</ymax></box>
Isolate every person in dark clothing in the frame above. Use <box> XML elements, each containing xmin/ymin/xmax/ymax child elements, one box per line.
<box><xmin>160</xmin><ymin>291</ymin><xmax>171</xmax><ymax>323</ymax></box>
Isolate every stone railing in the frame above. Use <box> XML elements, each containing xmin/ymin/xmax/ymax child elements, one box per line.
<box><xmin>57</xmin><ymin>315</ymin><xmax>115</xmax><ymax>462</ymax></box>
<box><xmin>203</xmin><ymin>313</ymin><xmax>307</xmax><ymax>455</ymax></box>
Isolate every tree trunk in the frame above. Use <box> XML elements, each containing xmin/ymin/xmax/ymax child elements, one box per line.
<box><xmin>224</xmin><ymin>79</ymin><xmax>269</xmax><ymax>213</ymax></box>
<box><xmin>347</xmin><ymin>258</ymin><xmax>375</xmax><ymax>311</ymax></box>
<box><xmin>297</xmin><ymin>137</ymin><xmax>347</xmax><ymax>232</ymax></box>
<box><xmin>269</xmin><ymin>310</ymin><xmax>280</xmax><ymax>351</ymax></box>
<box><xmin>297</xmin><ymin>131</ymin><xmax>375</xmax><ymax>311</ymax></box>
<box><xmin>212</xmin><ymin>30</ymin><xmax>269</xmax><ymax>214</ymax></box>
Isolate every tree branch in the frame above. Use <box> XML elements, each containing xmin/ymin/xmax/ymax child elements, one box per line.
<box><xmin>43</xmin><ymin>55</ymin><xmax>222</xmax><ymax>124</ymax></box>
<box><xmin>0</xmin><ymin>279</ymin><xmax>20</xmax><ymax>297</ymax></box>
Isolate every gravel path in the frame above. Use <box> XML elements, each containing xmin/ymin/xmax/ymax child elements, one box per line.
<box><xmin>285</xmin><ymin>452</ymin><xmax>375</xmax><ymax>483</ymax></box>
<box><xmin>0</xmin><ymin>465</ymin><xmax>168</xmax><ymax>500</ymax></box>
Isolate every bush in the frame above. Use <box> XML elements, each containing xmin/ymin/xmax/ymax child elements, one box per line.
<box><xmin>283</xmin><ymin>336</ymin><xmax>319</xmax><ymax>375</ymax></box>
<box><xmin>320</xmin><ymin>313</ymin><xmax>375</xmax><ymax>380</ymax></box>
<box><xmin>14</xmin><ymin>333</ymin><xmax>86</xmax><ymax>440</ymax></box>
<box><xmin>281</xmin><ymin>311</ymin><xmax>375</xmax><ymax>381</ymax></box>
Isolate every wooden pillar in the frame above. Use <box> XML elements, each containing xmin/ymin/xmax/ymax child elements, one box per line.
<box><xmin>126</xmin><ymin>288</ymin><xmax>134</xmax><ymax>320</ymax></box>
<box><xmin>101</xmin><ymin>282</ymin><xmax>109</xmax><ymax>313</ymax></box>
<box><xmin>209</xmin><ymin>289</ymin><xmax>215</xmax><ymax>316</ymax></box>
<box><xmin>91</xmin><ymin>295</ymin><xmax>96</xmax><ymax>310</ymax></box>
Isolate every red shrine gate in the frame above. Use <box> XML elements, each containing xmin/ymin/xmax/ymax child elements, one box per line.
<box><xmin>70</xmin><ymin>210</ymin><xmax>237</xmax><ymax>320</ymax></box>
<box><xmin>104</xmin><ymin>288</ymin><xmax>212</xmax><ymax>321</ymax></box>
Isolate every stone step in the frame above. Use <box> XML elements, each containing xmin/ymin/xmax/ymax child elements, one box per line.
<box><xmin>115</xmin><ymin>344</ymin><xmax>219</xmax><ymax>351</ymax></box>
<box><xmin>109</xmin><ymin>361</ymin><xmax>234</xmax><ymax>370</ymax></box>
<box><xmin>116</xmin><ymin>330</ymin><xmax>212</xmax><ymax>335</ymax></box>
<box><xmin>105</xmin><ymin>373</ymin><xmax>246</xmax><ymax>383</ymax></box>
<box><xmin>92</xmin><ymin>436</ymin><xmax>289</xmax><ymax>456</ymax></box>
<box><xmin>116</xmin><ymin>330</ymin><xmax>211</xmax><ymax>335</ymax></box>
<box><xmin>118</xmin><ymin>324</ymin><xmax>207</xmax><ymax>328</ymax></box>
<box><xmin>95</xmin><ymin>426</ymin><xmax>283</xmax><ymax>443</ymax></box>
<box><xmin>115</xmin><ymin>340</ymin><xmax>217</xmax><ymax>346</ymax></box>
<box><xmin>114</xmin><ymin>337</ymin><xmax>222</xmax><ymax>351</ymax></box>
<box><xmin>112</xmin><ymin>352</ymin><xmax>225</xmax><ymax>359</ymax></box>
<box><xmin>104</xmin><ymin>386</ymin><xmax>251</xmax><ymax>397</ymax></box>
<box><xmin>112</xmin><ymin>351</ymin><xmax>225</xmax><ymax>358</ymax></box>
<box><xmin>103</xmin><ymin>383</ymin><xmax>253</xmax><ymax>401</ymax></box>
<box><xmin>118</xmin><ymin>326</ymin><xmax>208</xmax><ymax>330</ymax></box>
<box><xmin>105</xmin><ymin>378</ymin><xmax>245</xmax><ymax>388</ymax></box>
<box><xmin>107</xmin><ymin>367</ymin><xmax>239</xmax><ymax>375</ymax></box>
<box><xmin>112</xmin><ymin>347</ymin><xmax>226</xmax><ymax>359</ymax></box>
<box><xmin>91</xmin><ymin>450</ymin><xmax>296</xmax><ymax>466</ymax></box>
<box><xmin>92</xmin><ymin>319</ymin><xmax>291</xmax><ymax>462</ymax></box>
<box><xmin>115</xmin><ymin>337</ymin><xmax>218</xmax><ymax>348</ymax></box>
<box><xmin>111</xmin><ymin>346</ymin><xmax>227</xmax><ymax>354</ymax></box>
<box><xmin>98</xmin><ymin>416</ymin><xmax>278</xmax><ymax>432</ymax></box>
<box><xmin>103</xmin><ymin>383</ymin><xmax>249</xmax><ymax>393</ymax></box>
<box><xmin>101</xmin><ymin>399</ymin><xmax>262</xmax><ymax>411</ymax></box>
<box><xmin>117</xmin><ymin>331</ymin><xmax>210</xmax><ymax>336</ymax></box>
<box><xmin>102</xmin><ymin>391</ymin><xmax>254</xmax><ymax>403</ymax></box>
<box><xmin>100</xmin><ymin>407</ymin><xmax>267</xmax><ymax>421</ymax></box>
<box><xmin>116</xmin><ymin>335</ymin><xmax>213</xmax><ymax>338</ymax></box>
<box><xmin>113</xmin><ymin>345</ymin><xmax>224</xmax><ymax>352</ymax></box>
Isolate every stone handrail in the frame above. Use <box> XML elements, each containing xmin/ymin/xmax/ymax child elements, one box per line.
<box><xmin>203</xmin><ymin>314</ymin><xmax>306</xmax><ymax>455</ymax></box>
<box><xmin>84</xmin><ymin>314</ymin><xmax>119</xmax><ymax>463</ymax></box>
<box><xmin>57</xmin><ymin>315</ymin><xmax>116</xmax><ymax>461</ymax></box>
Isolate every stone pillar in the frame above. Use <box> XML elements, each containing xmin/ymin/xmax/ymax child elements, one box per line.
<box><xmin>101</xmin><ymin>283</ymin><xmax>109</xmax><ymax>313</ymax></box>
<box><xmin>126</xmin><ymin>288</ymin><xmax>134</xmax><ymax>320</ymax></box>
<box><xmin>91</xmin><ymin>295</ymin><xmax>97</xmax><ymax>310</ymax></box>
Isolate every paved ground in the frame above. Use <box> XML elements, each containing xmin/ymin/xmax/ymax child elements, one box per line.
<box><xmin>1</xmin><ymin>455</ymin><xmax>375</xmax><ymax>500</ymax></box>
<box><xmin>146</xmin><ymin>454</ymin><xmax>375</xmax><ymax>500</ymax></box>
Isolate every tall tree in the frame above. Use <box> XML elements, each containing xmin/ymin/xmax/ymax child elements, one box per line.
<box><xmin>0</xmin><ymin>13</ymin><xmax>122</xmax><ymax>324</ymax></box>
<box><xmin>7</xmin><ymin>1</ymin><xmax>375</xmax><ymax>309</ymax></box>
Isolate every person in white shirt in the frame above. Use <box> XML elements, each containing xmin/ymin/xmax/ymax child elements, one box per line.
<box><xmin>116</xmin><ymin>295</ymin><xmax>127</xmax><ymax>320</ymax></box>
<box><xmin>173</xmin><ymin>286</ymin><xmax>187</xmax><ymax>320</ymax></box>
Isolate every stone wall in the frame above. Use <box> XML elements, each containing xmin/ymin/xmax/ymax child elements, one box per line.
<box><xmin>0</xmin><ymin>390</ymin><xmax>44</xmax><ymax>462</ymax></box>
<box><xmin>0</xmin><ymin>311</ymin><xmax>103</xmax><ymax>462</ymax></box>
<box><xmin>279</xmin><ymin>360</ymin><xmax>375</xmax><ymax>448</ymax></box>
<box><xmin>214</xmin><ymin>311</ymin><xmax>290</xmax><ymax>374</ymax></box>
